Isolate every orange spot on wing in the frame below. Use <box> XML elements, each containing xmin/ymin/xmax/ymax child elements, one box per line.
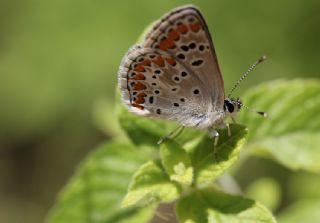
<box><xmin>168</xmin><ymin>30</ymin><xmax>179</xmax><ymax>41</ymax></box>
<box><xmin>177</xmin><ymin>24</ymin><xmax>188</xmax><ymax>34</ymax></box>
<box><xmin>190</xmin><ymin>22</ymin><xmax>201</xmax><ymax>32</ymax></box>
<box><xmin>137</xmin><ymin>92</ymin><xmax>147</xmax><ymax>98</ymax></box>
<box><xmin>134</xmin><ymin>97</ymin><xmax>145</xmax><ymax>104</ymax></box>
<box><xmin>166</xmin><ymin>57</ymin><xmax>176</xmax><ymax>66</ymax></box>
<box><xmin>159</xmin><ymin>39</ymin><xmax>168</xmax><ymax>50</ymax></box>
<box><xmin>133</xmin><ymin>82</ymin><xmax>146</xmax><ymax>90</ymax></box>
<box><xmin>135</xmin><ymin>64</ymin><xmax>145</xmax><ymax>72</ymax></box>
<box><xmin>134</xmin><ymin>92</ymin><xmax>147</xmax><ymax>104</ymax></box>
<box><xmin>166</xmin><ymin>39</ymin><xmax>175</xmax><ymax>49</ymax></box>
<box><xmin>142</xmin><ymin>59</ymin><xmax>151</xmax><ymax>66</ymax></box>
<box><xmin>153</xmin><ymin>56</ymin><xmax>165</xmax><ymax>67</ymax></box>
<box><xmin>132</xmin><ymin>103</ymin><xmax>144</xmax><ymax>110</ymax></box>
<box><xmin>130</xmin><ymin>73</ymin><xmax>145</xmax><ymax>80</ymax></box>
<box><xmin>159</xmin><ymin>38</ymin><xmax>175</xmax><ymax>51</ymax></box>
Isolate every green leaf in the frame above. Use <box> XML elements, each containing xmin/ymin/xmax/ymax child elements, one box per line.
<box><xmin>186</xmin><ymin>124</ymin><xmax>247</xmax><ymax>185</ymax></box>
<box><xmin>176</xmin><ymin>188</ymin><xmax>276</xmax><ymax>223</ymax></box>
<box><xmin>245</xmin><ymin>177</ymin><xmax>281</xmax><ymax>211</ymax></box>
<box><xmin>47</xmin><ymin>142</ymin><xmax>154</xmax><ymax>223</ymax></box>
<box><xmin>278</xmin><ymin>200</ymin><xmax>320</xmax><ymax>223</ymax></box>
<box><xmin>238</xmin><ymin>79</ymin><xmax>320</xmax><ymax>172</ymax></box>
<box><xmin>288</xmin><ymin>172</ymin><xmax>320</xmax><ymax>201</ymax></box>
<box><xmin>160</xmin><ymin>139</ymin><xmax>193</xmax><ymax>186</ymax></box>
<box><xmin>251</xmin><ymin>132</ymin><xmax>320</xmax><ymax>172</ymax></box>
<box><xmin>122</xmin><ymin>161</ymin><xmax>181</xmax><ymax>207</ymax></box>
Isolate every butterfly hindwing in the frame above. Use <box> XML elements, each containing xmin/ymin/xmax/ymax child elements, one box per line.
<box><xmin>119</xmin><ymin>45</ymin><xmax>215</xmax><ymax>127</ymax></box>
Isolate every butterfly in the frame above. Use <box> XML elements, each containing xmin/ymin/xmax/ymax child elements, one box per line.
<box><xmin>118</xmin><ymin>5</ymin><xmax>266</xmax><ymax>144</ymax></box>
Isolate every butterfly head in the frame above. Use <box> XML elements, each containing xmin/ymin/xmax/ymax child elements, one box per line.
<box><xmin>224</xmin><ymin>97</ymin><xmax>267</xmax><ymax>117</ymax></box>
<box><xmin>224</xmin><ymin>98</ymin><xmax>242</xmax><ymax>115</ymax></box>
<box><xmin>224</xmin><ymin>55</ymin><xmax>268</xmax><ymax>118</ymax></box>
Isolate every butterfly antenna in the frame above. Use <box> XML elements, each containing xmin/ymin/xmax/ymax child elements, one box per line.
<box><xmin>228</xmin><ymin>55</ymin><xmax>267</xmax><ymax>98</ymax></box>
<box><xmin>237</xmin><ymin>100</ymin><xmax>268</xmax><ymax>117</ymax></box>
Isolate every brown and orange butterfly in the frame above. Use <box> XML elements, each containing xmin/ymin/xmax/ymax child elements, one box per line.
<box><xmin>118</xmin><ymin>5</ymin><xmax>266</xmax><ymax>143</ymax></box>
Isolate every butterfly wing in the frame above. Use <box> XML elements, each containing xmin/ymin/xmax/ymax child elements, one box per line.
<box><xmin>143</xmin><ymin>5</ymin><xmax>225</xmax><ymax>108</ymax></box>
<box><xmin>119</xmin><ymin>5</ymin><xmax>225</xmax><ymax>128</ymax></box>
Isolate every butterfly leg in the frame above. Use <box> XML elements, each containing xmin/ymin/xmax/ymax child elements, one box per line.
<box><xmin>158</xmin><ymin>125</ymin><xmax>185</xmax><ymax>144</ymax></box>
<box><xmin>218</xmin><ymin>123</ymin><xmax>231</xmax><ymax>137</ymax></box>
<box><xmin>226</xmin><ymin>123</ymin><xmax>231</xmax><ymax>137</ymax></box>
<box><xmin>208</xmin><ymin>128</ymin><xmax>219</xmax><ymax>147</ymax></box>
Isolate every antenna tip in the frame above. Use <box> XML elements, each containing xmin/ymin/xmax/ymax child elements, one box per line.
<box><xmin>258</xmin><ymin>55</ymin><xmax>267</xmax><ymax>63</ymax></box>
<box><xmin>258</xmin><ymin>111</ymin><xmax>268</xmax><ymax>117</ymax></box>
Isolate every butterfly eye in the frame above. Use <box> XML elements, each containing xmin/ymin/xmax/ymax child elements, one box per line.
<box><xmin>224</xmin><ymin>100</ymin><xmax>235</xmax><ymax>113</ymax></box>
<box><xmin>227</xmin><ymin>103</ymin><xmax>235</xmax><ymax>113</ymax></box>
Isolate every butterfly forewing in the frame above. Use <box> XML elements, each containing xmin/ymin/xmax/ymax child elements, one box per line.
<box><xmin>143</xmin><ymin>5</ymin><xmax>225</xmax><ymax>107</ymax></box>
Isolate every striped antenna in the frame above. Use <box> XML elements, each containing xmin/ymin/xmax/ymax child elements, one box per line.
<box><xmin>228</xmin><ymin>55</ymin><xmax>266</xmax><ymax>98</ymax></box>
<box><xmin>238</xmin><ymin>101</ymin><xmax>268</xmax><ymax>117</ymax></box>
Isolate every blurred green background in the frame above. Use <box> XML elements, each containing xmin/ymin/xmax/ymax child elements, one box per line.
<box><xmin>0</xmin><ymin>0</ymin><xmax>319</xmax><ymax>222</ymax></box>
